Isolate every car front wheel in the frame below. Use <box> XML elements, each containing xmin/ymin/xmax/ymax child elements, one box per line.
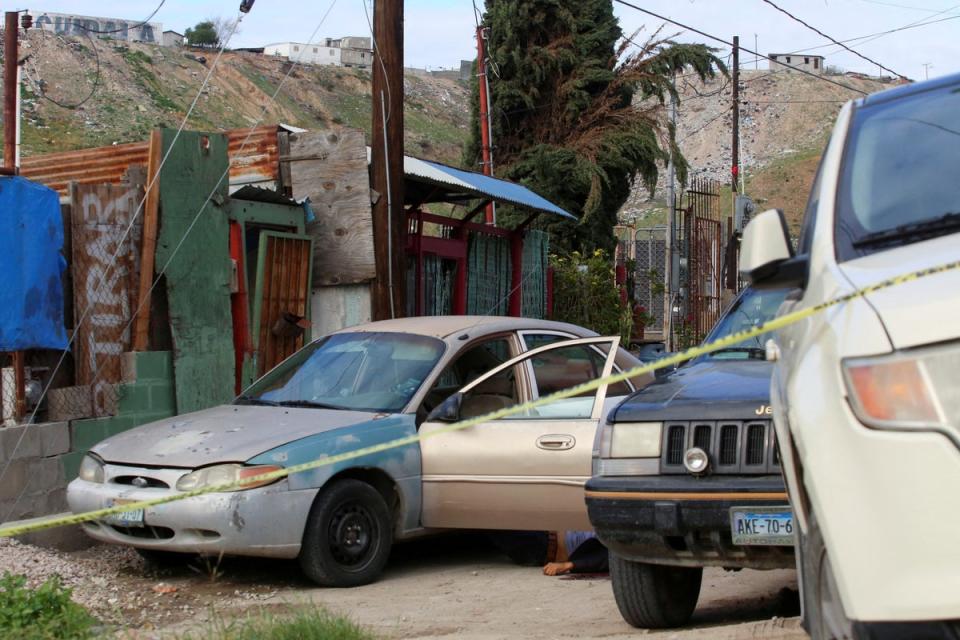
<box><xmin>299</xmin><ymin>479</ymin><xmax>394</xmax><ymax>587</ymax></box>
<box><xmin>610</xmin><ymin>554</ymin><xmax>702</xmax><ymax>629</ymax></box>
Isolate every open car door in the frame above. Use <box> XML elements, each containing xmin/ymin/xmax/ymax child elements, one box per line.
<box><xmin>419</xmin><ymin>336</ymin><xmax>621</xmax><ymax>532</ymax></box>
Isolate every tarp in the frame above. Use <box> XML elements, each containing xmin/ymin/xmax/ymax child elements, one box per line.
<box><xmin>0</xmin><ymin>176</ymin><xmax>68</xmax><ymax>351</ymax></box>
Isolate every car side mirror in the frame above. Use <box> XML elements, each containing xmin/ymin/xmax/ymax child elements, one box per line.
<box><xmin>425</xmin><ymin>392</ymin><xmax>463</xmax><ymax>423</ymax></box>
<box><xmin>739</xmin><ymin>208</ymin><xmax>808</xmax><ymax>289</ymax></box>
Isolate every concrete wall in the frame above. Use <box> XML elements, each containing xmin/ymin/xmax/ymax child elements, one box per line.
<box><xmin>33</xmin><ymin>12</ymin><xmax>162</xmax><ymax>45</ymax></box>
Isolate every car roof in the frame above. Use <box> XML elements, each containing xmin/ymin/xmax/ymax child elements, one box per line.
<box><xmin>858</xmin><ymin>71</ymin><xmax>960</xmax><ymax>108</ymax></box>
<box><xmin>334</xmin><ymin>315</ymin><xmax>600</xmax><ymax>341</ymax></box>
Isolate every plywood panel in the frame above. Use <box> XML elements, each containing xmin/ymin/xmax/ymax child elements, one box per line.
<box><xmin>69</xmin><ymin>183</ymin><xmax>143</xmax><ymax>415</ymax></box>
<box><xmin>286</xmin><ymin>130</ymin><xmax>375</xmax><ymax>286</ymax></box>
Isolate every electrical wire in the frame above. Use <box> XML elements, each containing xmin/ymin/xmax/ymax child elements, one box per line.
<box><xmin>612</xmin><ymin>0</ymin><xmax>868</xmax><ymax>95</ymax></box>
<box><xmin>361</xmin><ymin>0</ymin><xmax>392</xmax><ymax>124</ymax></box>
<box><xmin>759</xmin><ymin>0</ymin><xmax>905</xmax><ymax>78</ymax></box>
<box><xmin>25</xmin><ymin>27</ymin><xmax>101</xmax><ymax>110</ymax></box>
<box><xmin>0</xmin><ymin>10</ymin><xmax>248</xmax><ymax>524</ymax></box>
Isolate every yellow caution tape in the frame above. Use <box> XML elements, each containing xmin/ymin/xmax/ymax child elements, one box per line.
<box><xmin>1</xmin><ymin>258</ymin><xmax>957</xmax><ymax>539</ymax></box>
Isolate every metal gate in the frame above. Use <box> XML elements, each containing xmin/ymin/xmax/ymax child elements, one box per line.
<box><xmin>675</xmin><ymin>178</ymin><xmax>726</xmax><ymax>346</ymax></box>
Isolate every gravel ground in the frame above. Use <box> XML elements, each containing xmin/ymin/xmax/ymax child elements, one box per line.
<box><xmin>0</xmin><ymin>534</ymin><xmax>804</xmax><ymax>639</ymax></box>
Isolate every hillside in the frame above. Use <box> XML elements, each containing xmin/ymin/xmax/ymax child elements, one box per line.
<box><xmin>5</xmin><ymin>32</ymin><xmax>471</xmax><ymax>164</ymax></box>
<box><xmin>621</xmin><ymin>69</ymin><xmax>893</xmax><ymax>234</ymax></box>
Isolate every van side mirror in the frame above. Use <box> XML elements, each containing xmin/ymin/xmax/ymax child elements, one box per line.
<box><xmin>425</xmin><ymin>392</ymin><xmax>463</xmax><ymax>423</ymax></box>
<box><xmin>739</xmin><ymin>209</ymin><xmax>808</xmax><ymax>289</ymax></box>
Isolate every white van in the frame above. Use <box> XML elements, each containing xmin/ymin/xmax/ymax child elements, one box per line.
<box><xmin>739</xmin><ymin>73</ymin><xmax>960</xmax><ymax>639</ymax></box>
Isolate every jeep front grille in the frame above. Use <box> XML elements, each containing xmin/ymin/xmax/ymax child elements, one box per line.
<box><xmin>660</xmin><ymin>420</ymin><xmax>779</xmax><ymax>474</ymax></box>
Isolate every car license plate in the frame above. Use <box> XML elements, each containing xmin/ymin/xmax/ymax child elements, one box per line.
<box><xmin>730</xmin><ymin>506</ymin><xmax>793</xmax><ymax>546</ymax></box>
<box><xmin>103</xmin><ymin>499</ymin><xmax>145</xmax><ymax>527</ymax></box>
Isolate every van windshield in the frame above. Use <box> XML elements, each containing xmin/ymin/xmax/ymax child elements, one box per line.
<box><xmin>835</xmin><ymin>84</ymin><xmax>960</xmax><ymax>260</ymax></box>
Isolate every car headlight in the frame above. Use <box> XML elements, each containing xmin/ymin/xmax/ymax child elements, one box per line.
<box><xmin>78</xmin><ymin>454</ymin><xmax>104</xmax><ymax>483</ymax></box>
<box><xmin>609</xmin><ymin>422</ymin><xmax>663</xmax><ymax>458</ymax></box>
<box><xmin>175</xmin><ymin>464</ymin><xmax>283</xmax><ymax>492</ymax></box>
<box><xmin>843</xmin><ymin>342</ymin><xmax>960</xmax><ymax>443</ymax></box>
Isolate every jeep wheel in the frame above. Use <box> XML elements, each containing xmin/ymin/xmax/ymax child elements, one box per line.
<box><xmin>299</xmin><ymin>480</ymin><xmax>393</xmax><ymax>587</ymax></box>
<box><xmin>799</xmin><ymin>512</ymin><xmax>853</xmax><ymax>640</ymax></box>
<box><xmin>610</xmin><ymin>554</ymin><xmax>702</xmax><ymax>628</ymax></box>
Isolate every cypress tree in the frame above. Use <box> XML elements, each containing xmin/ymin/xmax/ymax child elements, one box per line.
<box><xmin>464</xmin><ymin>0</ymin><xmax>726</xmax><ymax>252</ymax></box>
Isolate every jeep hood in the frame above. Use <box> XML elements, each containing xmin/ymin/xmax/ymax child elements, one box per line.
<box><xmin>91</xmin><ymin>404</ymin><xmax>382</xmax><ymax>468</ymax></box>
<box><xmin>610</xmin><ymin>359</ymin><xmax>772</xmax><ymax>422</ymax></box>
<box><xmin>839</xmin><ymin>233</ymin><xmax>960</xmax><ymax>350</ymax></box>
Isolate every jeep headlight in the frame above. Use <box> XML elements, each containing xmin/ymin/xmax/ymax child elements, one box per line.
<box><xmin>176</xmin><ymin>464</ymin><xmax>283</xmax><ymax>492</ymax></box>
<box><xmin>78</xmin><ymin>454</ymin><xmax>104</xmax><ymax>483</ymax></box>
<box><xmin>609</xmin><ymin>422</ymin><xmax>663</xmax><ymax>458</ymax></box>
<box><xmin>843</xmin><ymin>342</ymin><xmax>960</xmax><ymax>443</ymax></box>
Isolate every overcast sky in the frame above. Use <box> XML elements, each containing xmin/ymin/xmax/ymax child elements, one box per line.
<box><xmin>27</xmin><ymin>0</ymin><xmax>959</xmax><ymax>80</ymax></box>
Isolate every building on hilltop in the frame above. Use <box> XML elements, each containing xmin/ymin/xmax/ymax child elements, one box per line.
<box><xmin>30</xmin><ymin>11</ymin><xmax>163</xmax><ymax>45</ymax></box>
<box><xmin>768</xmin><ymin>53</ymin><xmax>825</xmax><ymax>74</ymax></box>
<box><xmin>162</xmin><ymin>30</ymin><xmax>183</xmax><ymax>47</ymax></box>
<box><xmin>264</xmin><ymin>42</ymin><xmax>342</xmax><ymax>66</ymax></box>
<box><xmin>325</xmin><ymin>37</ymin><xmax>373</xmax><ymax>68</ymax></box>
<box><xmin>263</xmin><ymin>37</ymin><xmax>372</xmax><ymax>69</ymax></box>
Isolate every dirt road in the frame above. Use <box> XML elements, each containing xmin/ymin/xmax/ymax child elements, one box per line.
<box><xmin>147</xmin><ymin>535</ymin><xmax>805</xmax><ymax>639</ymax></box>
<box><xmin>5</xmin><ymin>533</ymin><xmax>804</xmax><ymax>638</ymax></box>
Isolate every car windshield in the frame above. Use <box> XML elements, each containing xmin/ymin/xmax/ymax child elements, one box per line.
<box><xmin>237</xmin><ymin>332</ymin><xmax>445</xmax><ymax>413</ymax></box>
<box><xmin>835</xmin><ymin>83</ymin><xmax>960</xmax><ymax>260</ymax></box>
<box><xmin>697</xmin><ymin>287</ymin><xmax>789</xmax><ymax>361</ymax></box>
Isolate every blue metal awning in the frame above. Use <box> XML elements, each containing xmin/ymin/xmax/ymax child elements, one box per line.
<box><xmin>368</xmin><ymin>149</ymin><xmax>576</xmax><ymax>221</ymax></box>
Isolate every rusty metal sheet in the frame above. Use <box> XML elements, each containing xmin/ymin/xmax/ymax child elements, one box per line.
<box><xmin>22</xmin><ymin>126</ymin><xmax>280</xmax><ymax>197</ymax></box>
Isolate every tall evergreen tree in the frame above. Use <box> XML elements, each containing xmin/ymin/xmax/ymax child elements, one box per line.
<box><xmin>464</xmin><ymin>0</ymin><xmax>726</xmax><ymax>252</ymax></box>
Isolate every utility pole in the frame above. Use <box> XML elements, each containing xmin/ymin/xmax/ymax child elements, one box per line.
<box><xmin>3</xmin><ymin>11</ymin><xmax>26</xmax><ymax>422</ymax></box>
<box><xmin>370</xmin><ymin>0</ymin><xmax>406</xmax><ymax>320</ymax></box>
<box><xmin>754</xmin><ymin>34</ymin><xmax>758</xmax><ymax>70</ymax></box>
<box><xmin>731</xmin><ymin>36</ymin><xmax>740</xmax><ymax>197</ymax></box>
<box><xmin>922</xmin><ymin>63</ymin><xmax>933</xmax><ymax>80</ymax></box>
<box><xmin>475</xmin><ymin>26</ymin><xmax>495</xmax><ymax>225</ymax></box>
<box><xmin>664</xmin><ymin>76</ymin><xmax>677</xmax><ymax>349</ymax></box>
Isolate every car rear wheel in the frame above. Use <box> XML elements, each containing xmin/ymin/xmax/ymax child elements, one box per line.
<box><xmin>610</xmin><ymin>554</ymin><xmax>702</xmax><ymax>629</ymax></box>
<box><xmin>299</xmin><ymin>479</ymin><xmax>393</xmax><ymax>587</ymax></box>
<box><xmin>799</xmin><ymin>512</ymin><xmax>853</xmax><ymax>640</ymax></box>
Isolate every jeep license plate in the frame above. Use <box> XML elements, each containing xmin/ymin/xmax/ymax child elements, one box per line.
<box><xmin>730</xmin><ymin>506</ymin><xmax>793</xmax><ymax>546</ymax></box>
<box><xmin>103</xmin><ymin>499</ymin><xmax>145</xmax><ymax>527</ymax></box>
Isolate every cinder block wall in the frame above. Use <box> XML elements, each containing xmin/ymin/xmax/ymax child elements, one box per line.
<box><xmin>0</xmin><ymin>351</ymin><xmax>177</xmax><ymax>540</ymax></box>
<box><xmin>62</xmin><ymin>351</ymin><xmax>177</xmax><ymax>480</ymax></box>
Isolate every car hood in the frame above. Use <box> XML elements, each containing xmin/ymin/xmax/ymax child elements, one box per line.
<box><xmin>610</xmin><ymin>359</ymin><xmax>772</xmax><ymax>422</ymax></box>
<box><xmin>839</xmin><ymin>233</ymin><xmax>960</xmax><ymax>350</ymax></box>
<box><xmin>91</xmin><ymin>404</ymin><xmax>382</xmax><ymax>468</ymax></box>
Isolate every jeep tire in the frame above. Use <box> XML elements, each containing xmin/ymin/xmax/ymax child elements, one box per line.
<box><xmin>610</xmin><ymin>553</ymin><xmax>703</xmax><ymax>628</ymax></box>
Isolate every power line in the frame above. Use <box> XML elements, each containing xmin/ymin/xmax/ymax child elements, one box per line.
<box><xmin>611</xmin><ymin>0</ymin><xmax>868</xmax><ymax>95</ymax></box>
<box><xmin>25</xmin><ymin>27</ymin><xmax>101</xmax><ymax>109</ymax></box>
<box><xmin>759</xmin><ymin>0</ymin><xmax>905</xmax><ymax>78</ymax></box>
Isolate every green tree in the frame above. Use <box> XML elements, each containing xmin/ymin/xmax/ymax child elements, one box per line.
<box><xmin>185</xmin><ymin>21</ymin><xmax>218</xmax><ymax>48</ymax></box>
<box><xmin>464</xmin><ymin>0</ymin><xmax>726</xmax><ymax>253</ymax></box>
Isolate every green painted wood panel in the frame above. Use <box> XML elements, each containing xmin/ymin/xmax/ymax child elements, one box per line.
<box><xmin>154</xmin><ymin>130</ymin><xmax>236</xmax><ymax>413</ymax></box>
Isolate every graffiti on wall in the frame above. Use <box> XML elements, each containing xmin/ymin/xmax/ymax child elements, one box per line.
<box><xmin>70</xmin><ymin>183</ymin><xmax>143</xmax><ymax>416</ymax></box>
<box><xmin>33</xmin><ymin>12</ymin><xmax>162</xmax><ymax>45</ymax></box>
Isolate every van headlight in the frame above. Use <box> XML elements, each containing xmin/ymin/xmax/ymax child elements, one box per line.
<box><xmin>610</xmin><ymin>422</ymin><xmax>663</xmax><ymax>458</ymax></box>
<box><xmin>176</xmin><ymin>464</ymin><xmax>283</xmax><ymax>492</ymax></box>
<box><xmin>78</xmin><ymin>454</ymin><xmax>104</xmax><ymax>483</ymax></box>
<box><xmin>843</xmin><ymin>343</ymin><xmax>960</xmax><ymax>443</ymax></box>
